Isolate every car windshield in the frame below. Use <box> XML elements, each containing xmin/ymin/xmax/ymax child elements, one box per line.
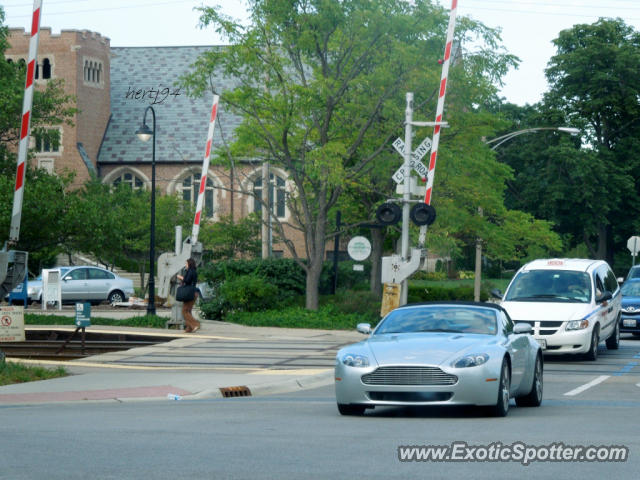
<box><xmin>621</xmin><ymin>281</ymin><xmax>640</xmax><ymax>297</ymax></box>
<box><xmin>627</xmin><ymin>267</ymin><xmax>640</xmax><ymax>280</ymax></box>
<box><xmin>504</xmin><ymin>270</ymin><xmax>591</xmax><ymax>303</ymax></box>
<box><xmin>375</xmin><ymin>305</ymin><xmax>498</xmax><ymax>335</ymax></box>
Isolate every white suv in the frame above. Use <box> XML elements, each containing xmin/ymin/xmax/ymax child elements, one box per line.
<box><xmin>495</xmin><ymin>259</ymin><xmax>621</xmax><ymax>361</ymax></box>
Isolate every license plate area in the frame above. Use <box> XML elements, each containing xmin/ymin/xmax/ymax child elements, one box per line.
<box><xmin>623</xmin><ymin>319</ymin><xmax>637</xmax><ymax>328</ymax></box>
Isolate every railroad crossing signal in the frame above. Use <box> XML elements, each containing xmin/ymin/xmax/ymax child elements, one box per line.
<box><xmin>391</xmin><ymin>136</ymin><xmax>431</xmax><ymax>184</ymax></box>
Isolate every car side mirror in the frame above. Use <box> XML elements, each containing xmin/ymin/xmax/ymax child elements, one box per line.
<box><xmin>596</xmin><ymin>291</ymin><xmax>612</xmax><ymax>303</ymax></box>
<box><xmin>513</xmin><ymin>323</ymin><xmax>533</xmax><ymax>335</ymax></box>
<box><xmin>356</xmin><ymin>323</ymin><xmax>372</xmax><ymax>335</ymax></box>
<box><xmin>617</xmin><ymin>277</ymin><xmax>624</xmax><ymax>284</ymax></box>
<box><xmin>490</xmin><ymin>289</ymin><xmax>503</xmax><ymax>300</ymax></box>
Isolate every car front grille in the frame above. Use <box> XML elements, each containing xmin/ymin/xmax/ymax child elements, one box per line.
<box><xmin>361</xmin><ymin>366</ymin><xmax>458</xmax><ymax>386</ymax></box>
<box><xmin>622</xmin><ymin>305</ymin><xmax>640</xmax><ymax>315</ymax></box>
<box><xmin>515</xmin><ymin>320</ymin><xmax>564</xmax><ymax>336</ymax></box>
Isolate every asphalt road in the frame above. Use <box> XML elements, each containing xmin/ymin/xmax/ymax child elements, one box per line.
<box><xmin>1</xmin><ymin>338</ymin><xmax>639</xmax><ymax>480</ymax></box>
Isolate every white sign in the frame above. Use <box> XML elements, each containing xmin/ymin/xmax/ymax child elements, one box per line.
<box><xmin>0</xmin><ymin>306</ymin><xmax>25</xmax><ymax>342</ymax></box>
<box><xmin>628</xmin><ymin>236</ymin><xmax>640</xmax><ymax>254</ymax></box>
<box><xmin>391</xmin><ymin>137</ymin><xmax>431</xmax><ymax>181</ymax></box>
<box><xmin>348</xmin><ymin>236</ymin><xmax>372</xmax><ymax>261</ymax></box>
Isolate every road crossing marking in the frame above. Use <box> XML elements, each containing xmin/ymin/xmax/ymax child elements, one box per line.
<box><xmin>564</xmin><ymin>375</ymin><xmax>610</xmax><ymax>396</ymax></box>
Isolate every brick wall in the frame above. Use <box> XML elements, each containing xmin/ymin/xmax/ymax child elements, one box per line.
<box><xmin>6</xmin><ymin>28</ymin><xmax>110</xmax><ymax>187</ymax></box>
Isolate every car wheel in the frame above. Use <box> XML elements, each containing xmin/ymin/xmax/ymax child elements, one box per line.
<box><xmin>515</xmin><ymin>354</ymin><xmax>543</xmax><ymax>407</ymax></box>
<box><xmin>489</xmin><ymin>358</ymin><xmax>511</xmax><ymax>417</ymax></box>
<box><xmin>337</xmin><ymin>403</ymin><xmax>365</xmax><ymax>416</ymax></box>
<box><xmin>584</xmin><ymin>327</ymin><xmax>599</xmax><ymax>361</ymax></box>
<box><xmin>605</xmin><ymin>318</ymin><xmax>620</xmax><ymax>350</ymax></box>
<box><xmin>108</xmin><ymin>290</ymin><xmax>125</xmax><ymax>304</ymax></box>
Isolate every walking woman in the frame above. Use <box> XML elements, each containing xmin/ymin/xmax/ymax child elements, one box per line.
<box><xmin>177</xmin><ymin>258</ymin><xmax>200</xmax><ymax>333</ymax></box>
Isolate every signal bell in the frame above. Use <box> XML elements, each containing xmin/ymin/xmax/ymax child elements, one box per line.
<box><xmin>375</xmin><ymin>203</ymin><xmax>402</xmax><ymax>225</ymax></box>
<box><xmin>410</xmin><ymin>203</ymin><xmax>436</xmax><ymax>226</ymax></box>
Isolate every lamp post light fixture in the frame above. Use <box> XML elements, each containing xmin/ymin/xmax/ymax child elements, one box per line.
<box><xmin>135</xmin><ymin>106</ymin><xmax>157</xmax><ymax>315</ymax></box>
<box><xmin>474</xmin><ymin>126</ymin><xmax>580</xmax><ymax>302</ymax></box>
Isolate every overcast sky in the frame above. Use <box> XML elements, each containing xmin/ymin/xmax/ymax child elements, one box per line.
<box><xmin>3</xmin><ymin>0</ymin><xmax>640</xmax><ymax>106</ymax></box>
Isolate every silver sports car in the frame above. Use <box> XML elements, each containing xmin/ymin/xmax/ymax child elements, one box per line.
<box><xmin>335</xmin><ymin>302</ymin><xmax>543</xmax><ymax>417</ymax></box>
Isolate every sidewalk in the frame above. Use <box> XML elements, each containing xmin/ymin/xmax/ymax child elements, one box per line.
<box><xmin>0</xmin><ymin>316</ymin><xmax>362</xmax><ymax>405</ymax></box>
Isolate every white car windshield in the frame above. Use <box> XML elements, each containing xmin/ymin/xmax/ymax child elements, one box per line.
<box><xmin>505</xmin><ymin>270</ymin><xmax>592</xmax><ymax>303</ymax></box>
<box><xmin>375</xmin><ymin>305</ymin><xmax>498</xmax><ymax>335</ymax></box>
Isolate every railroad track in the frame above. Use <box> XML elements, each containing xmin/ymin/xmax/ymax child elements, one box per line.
<box><xmin>0</xmin><ymin>329</ymin><xmax>177</xmax><ymax>361</ymax></box>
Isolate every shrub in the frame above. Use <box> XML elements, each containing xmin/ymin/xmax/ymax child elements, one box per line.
<box><xmin>458</xmin><ymin>270</ymin><xmax>475</xmax><ymax>280</ymax></box>
<box><xmin>411</xmin><ymin>270</ymin><xmax>447</xmax><ymax>281</ymax></box>
<box><xmin>200</xmin><ymin>274</ymin><xmax>280</xmax><ymax>319</ymax></box>
<box><xmin>319</xmin><ymin>260</ymin><xmax>371</xmax><ymax>293</ymax></box>
<box><xmin>407</xmin><ymin>285</ymin><xmax>488</xmax><ymax>302</ymax></box>
<box><xmin>226</xmin><ymin>304</ymin><xmax>380</xmax><ymax>330</ymax></box>
<box><xmin>200</xmin><ymin>258</ymin><xmax>305</xmax><ymax>299</ymax></box>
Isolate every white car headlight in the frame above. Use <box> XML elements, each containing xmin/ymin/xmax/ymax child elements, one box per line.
<box><xmin>452</xmin><ymin>353</ymin><xmax>489</xmax><ymax>368</ymax></box>
<box><xmin>341</xmin><ymin>353</ymin><xmax>370</xmax><ymax>368</ymax></box>
<box><xmin>566</xmin><ymin>319</ymin><xmax>590</xmax><ymax>330</ymax></box>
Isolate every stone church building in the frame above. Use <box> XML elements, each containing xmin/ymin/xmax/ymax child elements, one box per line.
<box><xmin>5</xmin><ymin>27</ymin><xmax>308</xmax><ymax>258</ymax></box>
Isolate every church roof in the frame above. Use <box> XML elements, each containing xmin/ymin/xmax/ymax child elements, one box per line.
<box><xmin>98</xmin><ymin>46</ymin><xmax>242</xmax><ymax>164</ymax></box>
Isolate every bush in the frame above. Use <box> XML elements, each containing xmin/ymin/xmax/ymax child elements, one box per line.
<box><xmin>411</xmin><ymin>270</ymin><xmax>447</xmax><ymax>281</ymax></box>
<box><xmin>200</xmin><ymin>275</ymin><xmax>280</xmax><ymax>319</ymax></box>
<box><xmin>321</xmin><ymin>290</ymin><xmax>380</xmax><ymax>320</ymax></box>
<box><xmin>407</xmin><ymin>285</ymin><xmax>488</xmax><ymax>302</ymax></box>
<box><xmin>226</xmin><ymin>304</ymin><xmax>379</xmax><ymax>330</ymax></box>
<box><xmin>319</xmin><ymin>260</ymin><xmax>371</xmax><ymax>293</ymax></box>
<box><xmin>458</xmin><ymin>270</ymin><xmax>475</xmax><ymax>280</ymax></box>
<box><xmin>200</xmin><ymin>258</ymin><xmax>306</xmax><ymax>300</ymax></box>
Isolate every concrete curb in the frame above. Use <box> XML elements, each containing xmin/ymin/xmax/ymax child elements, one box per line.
<box><xmin>189</xmin><ymin>370</ymin><xmax>334</xmax><ymax>400</ymax></box>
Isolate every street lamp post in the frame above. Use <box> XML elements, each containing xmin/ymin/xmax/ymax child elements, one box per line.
<box><xmin>474</xmin><ymin>126</ymin><xmax>580</xmax><ymax>301</ymax></box>
<box><xmin>135</xmin><ymin>106</ymin><xmax>157</xmax><ymax>315</ymax></box>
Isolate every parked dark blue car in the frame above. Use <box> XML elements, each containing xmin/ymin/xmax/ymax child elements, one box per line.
<box><xmin>620</xmin><ymin>278</ymin><xmax>640</xmax><ymax>337</ymax></box>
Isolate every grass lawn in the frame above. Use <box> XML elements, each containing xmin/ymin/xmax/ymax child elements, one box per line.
<box><xmin>0</xmin><ymin>361</ymin><xmax>67</xmax><ymax>386</ymax></box>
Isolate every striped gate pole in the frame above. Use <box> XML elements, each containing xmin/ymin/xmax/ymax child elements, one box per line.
<box><xmin>190</xmin><ymin>94</ymin><xmax>219</xmax><ymax>245</ymax></box>
<box><xmin>10</xmin><ymin>0</ymin><xmax>43</xmax><ymax>244</ymax></box>
<box><xmin>419</xmin><ymin>0</ymin><xmax>458</xmax><ymax>244</ymax></box>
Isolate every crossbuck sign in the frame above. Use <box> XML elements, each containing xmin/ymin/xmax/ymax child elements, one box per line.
<box><xmin>391</xmin><ymin>137</ymin><xmax>431</xmax><ymax>184</ymax></box>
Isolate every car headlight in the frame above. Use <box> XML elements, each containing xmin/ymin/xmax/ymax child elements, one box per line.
<box><xmin>452</xmin><ymin>353</ymin><xmax>489</xmax><ymax>368</ymax></box>
<box><xmin>340</xmin><ymin>353</ymin><xmax>370</xmax><ymax>368</ymax></box>
<box><xmin>566</xmin><ymin>319</ymin><xmax>590</xmax><ymax>330</ymax></box>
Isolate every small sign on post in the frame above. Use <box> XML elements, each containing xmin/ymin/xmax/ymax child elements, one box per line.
<box><xmin>75</xmin><ymin>302</ymin><xmax>91</xmax><ymax>327</ymax></box>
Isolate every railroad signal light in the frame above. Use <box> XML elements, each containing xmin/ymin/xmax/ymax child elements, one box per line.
<box><xmin>410</xmin><ymin>203</ymin><xmax>436</xmax><ymax>226</ymax></box>
<box><xmin>375</xmin><ymin>203</ymin><xmax>402</xmax><ymax>225</ymax></box>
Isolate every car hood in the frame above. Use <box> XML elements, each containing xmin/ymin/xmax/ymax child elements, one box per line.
<box><xmin>622</xmin><ymin>295</ymin><xmax>640</xmax><ymax>305</ymax></box>
<box><xmin>366</xmin><ymin>333</ymin><xmax>498</xmax><ymax>367</ymax></box>
<box><xmin>500</xmin><ymin>301</ymin><xmax>592</xmax><ymax>321</ymax></box>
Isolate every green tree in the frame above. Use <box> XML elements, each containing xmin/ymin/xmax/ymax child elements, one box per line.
<box><xmin>199</xmin><ymin>213</ymin><xmax>261</xmax><ymax>260</ymax></box>
<box><xmin>181</xmin><ymin>0</ymin><xmax>518</xmax><ymax>309</ymax></box>
<box><xmin>543</xmin><ymin>18</ymin><xmax>640</xmax><ymax>264</ymax></box>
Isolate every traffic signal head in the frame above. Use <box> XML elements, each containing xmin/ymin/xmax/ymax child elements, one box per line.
<box><xmin>410</xmin><ymin>203</ymin><xmax>436</xmax><ymax>226</ymax></box>
<box><xmin>375</xmin><ymin>202</ymin><xmax>402</xmax><ymax>225</ymax></box>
